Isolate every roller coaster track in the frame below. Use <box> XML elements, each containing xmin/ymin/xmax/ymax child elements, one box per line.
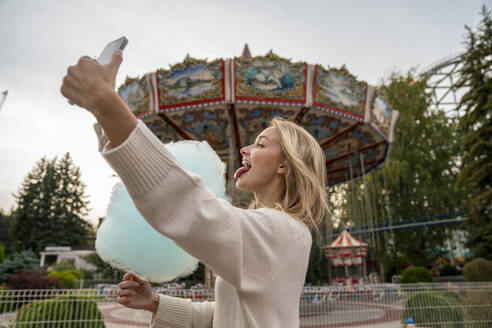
<box><xmin>420</xmin><ymin>53</ymin><xmax>467</xmax><ymax>117</ymax></box>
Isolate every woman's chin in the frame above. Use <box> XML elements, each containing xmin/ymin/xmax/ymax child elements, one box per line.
<box><xmin>235</xmin><ymin>179</ymin><xmax>245</xmax><ymax>190</ymax></box>
<box><xmin>235</xmin><ymin>178</ymin><xmax>251</xmax><ymax>191</ymax></box>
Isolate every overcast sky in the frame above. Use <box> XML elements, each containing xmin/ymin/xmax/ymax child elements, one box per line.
<box><xmin>0</xmin><ymin>0</ymin><xmax>488</xmax><ymax>226</ymax></box>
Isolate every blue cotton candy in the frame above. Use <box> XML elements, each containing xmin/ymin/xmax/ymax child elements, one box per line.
<box><xmin>96</xmin><ymin>140</ymin><xmax>227</xmax><ymax>282</ymax></box>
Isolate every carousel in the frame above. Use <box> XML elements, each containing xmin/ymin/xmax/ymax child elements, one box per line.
<box><xmin>101</xmin><ymin>45</ymin><xmax>399</xmax><ymax>195</ymax></box>
<box><xmin>323</xmin><ymin>229</ymin><xmax>369</xmax><ymax>286</ymax></box>
<box><xmin>103</xmin><ymin>45</ymin><xmax>399</xmax><ymax>286</ymax></box>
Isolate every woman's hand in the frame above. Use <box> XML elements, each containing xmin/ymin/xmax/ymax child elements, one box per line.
<box><xmin>116</xmin><ymin>272</ymin><xmax>158</xmax><ymax>313</ymax></box>
<box><xmin>60</xmin><ymin>50</ymin><xmax>137</xmax><ymax>148</ymax></box>
<box><xmin>60</xmin><ymin>50</ymin><xmax>122</xmax><ymax>116</ymax></box>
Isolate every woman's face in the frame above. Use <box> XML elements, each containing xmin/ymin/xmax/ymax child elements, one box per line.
<box><xmin>235</xmin><ymin>127</ymin><xmax>286</xmax><ymax>193</ymax></box>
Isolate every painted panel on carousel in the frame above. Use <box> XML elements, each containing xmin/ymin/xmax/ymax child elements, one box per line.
<box><xmin>235</xmin><ymin>106</ymin><xmax>297</xmax><ymax>146</ymax></box>
<box><xmin>235</xmin><ymin>52</ymin><xmax>306</xmax><ymax>103</ymax></box>
<box><xmin>158</xmin><ymin>57</ymin><xmax>224</xmax><ymax>109</ymax></box>
<box><xmin>327</xmin><ymin>173</ymin><xmax>350</xmax><ymax>186</ymax></box>
<box><xmin>324</xmin><ymin>126</ymin><xmax>378</xmax><ymax>162</ymax></box>
<box><xmin>167</xmin><ymin>107</ymin><xmax>229</xmax><ymax>154</ymax></box>
<box><xmin>298</xmin><ymin>110</ymin><xmax>352</xmax><ymax>145</ymax></box>
<box><xmin>363</xmin><ymin>142</ymin><xmax>387</xmax><ymax>170</ymax></box>
<box><xmin>144</xmin><ymin>115</ymin><xmax>182</xmax><ymax>144</ymax></box>
<box><xmin>326</xmin><ymin>143</ymin><xmax>386</xmax><ymax>185</ymax></box>
<box><xmin>330</xmin><ymin>144</ymin><xmax>382</xmax><ymax>171</ymax></box>
<box><xmin>118</xmin><ymin>76</ymin><xmax>150</xmax><ymax>117</ymax></box>
<box><xmin>371</xmin><ymin>93</ymin><xmax>392</xmax><ymax>138</ymax></box>
<box><xmin>314</xmin><ymin>66</ymin><xmax>366</xmax><ymax>118</ymax></box>
<box><xmin>341</xmin><ymin>143</ymin><xmax>386</xmax><ymax>178</ymax></box>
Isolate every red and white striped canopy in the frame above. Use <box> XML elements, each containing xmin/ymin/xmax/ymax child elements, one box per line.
<box><xmin>323</xmin><ymin>229</ymin><xmax>368</xmax><ymax>264</ymax></box>
<box><xmin>326</xmin><ymin>229</ymin><xmax>368</xmax><ymax>249</ymax></box>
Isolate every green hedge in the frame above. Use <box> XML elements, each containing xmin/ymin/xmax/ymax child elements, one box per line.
<box><xmin>15</xmin><ymin>295</ymin><xmax>105</xmax><ymax>327</ymax></box>
<box><xmin>400</xmin><ymin>266</ymin><xmax>434</xmax><ymax>283</ymax></box>
<box><xmin>47</xmin><ymin>270</ymin><xmax>80</xmax><ymax>289</ymax></box>
<box><xmin>402</xmin><ymin>291</ymin><xmax>470</xmax><ymax>327</ymax></box>
<box><xmin>463</xmin><ymin>258</ymin><xmax>492</xmax><ymax>282</ymax></box>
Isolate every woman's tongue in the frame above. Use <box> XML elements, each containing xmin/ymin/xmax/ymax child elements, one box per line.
<box><xmin>234</xmin><ymin>166</ymin><xmax>251</xmax><ymax>179</ymax></box>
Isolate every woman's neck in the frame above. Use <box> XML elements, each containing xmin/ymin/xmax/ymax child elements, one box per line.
<box><xmin>253</xmin><ymin>179</ymin><xmax>285</xmax><ymax>209</ymax></box>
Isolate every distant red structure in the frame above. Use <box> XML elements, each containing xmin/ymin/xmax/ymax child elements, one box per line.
<box><xmin>324</xmin><ymin>229</ymin><xmax>368</xmax><ymax>285</ymax></box>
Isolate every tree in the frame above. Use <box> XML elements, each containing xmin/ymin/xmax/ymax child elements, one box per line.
<box><xmin>343</xmin><ymin>72</ymin><xmax>466</xmax><ymax>273</ymax></box>
<box><xmin>0</xmin><ymin>209</ymin><xmax>14</xmax><ymax>256</ymax></box>
<box><xmin>456</xmin><ymin>6</ymin><xmax>492</xmax><ymax>260</ymax></box>
<box><xmin>305</xmin><ymin>218</ymin><xmax>330</xmax><ymax>285</ymax></box>
<box><xmin>305</xmin><ymin>190</ymin><xmax>338</xmax><ymax>285</ymax></box>
<box><xmin>82</xmin><ymin>253</ymin><xmax>125</xmax><ymax>282</ymax></box>
<box><xmin>12</xmin><ymin>153</ymin><xmax>93</xmax><ymax>253</ymax></box>
<box><xmin>0</xmin><ymin>244</ymin><xmax>4</xmax><ymax>264</ymax></box>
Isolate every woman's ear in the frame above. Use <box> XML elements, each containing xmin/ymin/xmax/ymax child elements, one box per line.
<box><xmin>277</xmin><ymin>162</ymin><xmax>287</xmax><ymax>175</ymax></box>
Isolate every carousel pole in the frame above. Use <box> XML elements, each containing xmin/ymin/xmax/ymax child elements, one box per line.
<box><xmin>383</xmin><ymin>167</ymin><xmax>396</xmax><ymax>253</ymax></box>
<box><xmin>363</xmin><ymin>253</ymin><xmax>368</xmax><ymax>281</ymax></box>
<box><xmin>227</xmin><ymin>103</ymin><xmax>238</xmax><ymax>203</ymax></box>
<box><xmin>355</xmin><ymin>155</ymin><xmax>368</xmax><ymax>241</ymax></box>
<box><xmin>348</xmin><ymin>153</ymin><xmax>360</xmax><ymax>234</ymax></box>
<box><xmin>360</xmin><ymin>153</ymin><xmax>376</xmax><ymax>248</ymax></box>
<box><xmin>372</xmin><ymin>172</ymin><xmax>389</xmax><ymax>280</ymax></box>
<box><xmin>344</xmin><ymin>259</ymin><xmax>349</xmax><ymax>283</ymax></box>
<box><xmin>324</xmin><ymin>195</ymin><xmax>333</xmax><ymax>285</ymax></box>
<box><xmin>328</xmin><ymin>254</ymin><xmax>332</xmax><ymax>285</ymax></box>
<box><xmin>348</xmin><ymin>156</ymin><xmax>354</xmax><ymax>229</ymax></box>
<box><xmin>369</xmin><ymin>172</ymin><xmax>380</xmax><ymax>251</ymax></box>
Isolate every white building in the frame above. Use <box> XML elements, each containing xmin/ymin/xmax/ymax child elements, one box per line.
<box><xmin>39</xmin><ymin>246</ymin><xmax>98</xmax><ymax>271</ymax></box>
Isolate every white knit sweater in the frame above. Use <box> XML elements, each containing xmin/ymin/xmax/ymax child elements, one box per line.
<box><xmin>101</xmin><ymin>121</ymin><xmax>312</xmax><ymax>328</ymax></box>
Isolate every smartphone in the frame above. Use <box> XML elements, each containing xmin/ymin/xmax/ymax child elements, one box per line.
<box><xmin>96</xmin><ymin>36</ymin><xmax>128</xmax><ymax>65</ymax></box>
<box><xmin>67</xmin><ymin>37</ymin><xmax>128</xmax><ymax>105</ymax></box>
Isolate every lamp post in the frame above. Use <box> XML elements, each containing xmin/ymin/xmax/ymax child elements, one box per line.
<box><xmin>0</xmin><ymin>90</ymin><xmax>8</xmax><ymax>112</ymax></box>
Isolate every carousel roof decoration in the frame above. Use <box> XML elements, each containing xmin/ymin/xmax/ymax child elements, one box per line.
<box><xmin>114</xmin><ymin>45</ymin><xmax>399</xmax><ymax>186</ymax></box>
<box><xmin>241</xmin><ymin>44</ymin><xmax>252</xmax><ymax>59</ymax></box>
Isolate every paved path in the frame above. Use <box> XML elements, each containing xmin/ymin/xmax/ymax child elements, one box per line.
<box><xmin>1</xmin><ymin>301</ymin><xmax>402</xmax><ymax>327</ymax></box>
<box><xmin>299</xmin><ymin>299</ymin><xmax>403</xmax><ymax>327</ymax></box>
<box><xmin>98</xmin><ymin>303</ymin><xmax>151</xmax><ymax>327</ymax></box>
<box><xmin>99</xmin><ymin>300</ymin><xmax>404</xmax><ymax>328</ymax></box>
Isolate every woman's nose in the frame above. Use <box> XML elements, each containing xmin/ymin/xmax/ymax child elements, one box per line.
<box><xmin>240</xmin><ymin>145</ymin><xmax>250</xmax><ymax>156</ymax></box>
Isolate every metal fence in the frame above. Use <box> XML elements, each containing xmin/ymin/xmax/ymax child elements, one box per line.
<box><xmin>0</xmin><ymin>282</ymin><xmax>491</xmax><ymax>327</ymax></box>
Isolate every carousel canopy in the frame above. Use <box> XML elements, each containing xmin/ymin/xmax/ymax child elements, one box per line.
<box><xmin>323</xmin><ymin>229</ymin><xmax>368</xmax><ymax>262</ymax></box>
<box><xmin>111</xmin><ymin>45</ymin><xmax>399</xmax><ymax>186</ymax></box>
<box><xmin>325</xmin><ymin>229</ymin><xmax>368</xmax><ymax>249</ymax></box>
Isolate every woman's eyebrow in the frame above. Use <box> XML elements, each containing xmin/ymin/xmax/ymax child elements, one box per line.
<box><xmin>253</xmin><ymin>135</ymin><xmax>270</xmax><ymax>143</ymax></box>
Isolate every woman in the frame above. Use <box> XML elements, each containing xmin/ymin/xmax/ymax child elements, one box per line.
<box><xmin>61</xmin><ymin>50</ymin><xmax>328</xmax><ymax>328</ymax></box>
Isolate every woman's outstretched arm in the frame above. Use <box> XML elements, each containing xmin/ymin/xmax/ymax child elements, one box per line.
<box><xmin>60</xmin><ymin>50</ymin><xmax>137</xmax><ymax>148</ymax></box>
<box><xmin>117</xmin><ymin>272</ymin><xmax>214</xmax><ymax>328</ymax></box>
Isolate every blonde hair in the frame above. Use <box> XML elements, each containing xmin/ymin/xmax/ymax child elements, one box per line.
<box><xmin>250</xmin><ymin>117</ymin><xmax>328</xmax><ymax>229</ymax></box>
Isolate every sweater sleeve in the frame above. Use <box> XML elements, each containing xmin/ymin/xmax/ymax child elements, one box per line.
<box><xmin>101</xmin><ymin>121</ymin><xmax>308</xmax><ymax>292</ymax></box>
<box><xmin>151</xmin><ymin>295</ymin><xmax>214</xmax><ymax>328</ymax></box>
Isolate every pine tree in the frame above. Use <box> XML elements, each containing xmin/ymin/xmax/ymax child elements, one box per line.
<box><xmin>12</xmin><ymin>153</ymin><xmax>93</xmax><ymax>253</ymax></box>
<box><xmin>0</xmin><ymin>209</ymin><xmax>14</xmax><ymax>256</ymax></box>
<box><xmin>456</xmin><ymin>6</ymin><xmax>492</xmax><ymax>260</ymax></box>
